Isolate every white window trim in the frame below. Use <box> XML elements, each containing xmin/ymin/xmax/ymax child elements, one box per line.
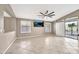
<box><xmin>20</xmin><ymin>20</ymin><xmax>32</xmax><ymax>33</ymax></box>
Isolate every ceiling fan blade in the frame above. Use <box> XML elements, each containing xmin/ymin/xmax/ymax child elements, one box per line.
<box><xmin>48</xmin><ymin>16</ymin><xmax>52</xmax><ymax>18</ymax></box>
<box><xmin>45</xmin><ymin>10</ymin><xmax>48</xmax><ymax>14</ymax></box>
<box><xmin>47</xmin><ymin>14</ymin><xmax>55</xmax><ymax>18</ymax></box>
<box><xmin>48</xmin><ymin>11</ymin><xmax>54</xmax><ymax>15</ymax></box>
<box><xmin>49</xmin><ymin>14</ymin><xmax>55</xmax><ymax>16</ymax></box>
<box><xmin>40</xmin><ymin>12</ymin><xmax>45</xmax><ymax>16</ymax></box>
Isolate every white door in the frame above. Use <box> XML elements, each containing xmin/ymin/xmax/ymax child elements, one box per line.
<box><xmin>56</xmin><ymin>22</ymin><xmax>65</xmax><ymax>36</ymax></box>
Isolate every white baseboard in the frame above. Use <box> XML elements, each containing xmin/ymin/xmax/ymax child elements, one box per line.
<box><xmin>17</xmin><ymin>34</ymin><xmax>43</xmax><ymax>39</ymax></box>
<box><xmin>2</xmin><ymin>37</ymin><xmax>16</xmax><ymax>54</ymax></box>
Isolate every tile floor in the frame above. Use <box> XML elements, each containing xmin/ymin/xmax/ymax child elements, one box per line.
<box><xmin>6</xmin><ymin>34</ymin><xmax>79</xmax><ymax>54</ymax></box>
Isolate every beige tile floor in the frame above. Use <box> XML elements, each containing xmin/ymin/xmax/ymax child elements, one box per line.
<box><xmin>6</xmin><ymin>34</ymin><xmax>79</xmax><ymax>54</ymax></box>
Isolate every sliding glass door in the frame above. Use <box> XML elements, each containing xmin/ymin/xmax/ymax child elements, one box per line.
<box><xmin>65</xmin><ymin>20</ymin><xmax>78</xmax><ymax>39</ymax></box>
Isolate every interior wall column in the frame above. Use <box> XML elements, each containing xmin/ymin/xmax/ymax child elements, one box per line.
<box><xmin>0</xmin><ymin>10</ymin><xmax>4</xmax><ymax>33</ymax></box>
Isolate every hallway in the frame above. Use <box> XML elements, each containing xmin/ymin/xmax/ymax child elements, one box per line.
<box><xmin>6</xmin><ymin>34</ymin><xmax>79</xmax><ymax>54</ymax></box>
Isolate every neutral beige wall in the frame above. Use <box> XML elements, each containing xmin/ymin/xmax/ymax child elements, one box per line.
<box><xmin>0</xmin><ymin>16</ymin><xmax>16</xmax><ymax>54</ymax></box>
<box><xmin>0</xmin><ymin>4</ymin><xmax>16</xmax><ymax>33</ymax></box>
<box><xmin>0</xmin><ymin>31</ymin><xmax>16</xmax><ymax>54</ymax></box>
<box><xmin>0</xmin><ymin>5</ymin><xmax>16</xmax><ymax>54</ymax></box>
<box><xmin>0</xmin><ymin>11</ymin><xmax>4</xmax><ymax>32</ymax></box>
<box><xmin>16</xmin><ymin>18</ymin><xmax>52</xmax><ymax>37</ymax></box>
<box><xmin>52</xmin><ymin>22</ymin><xmax>56</xmax><ymax>34</ymax></box>
<box><xmin>4</xmin><ymin>17</ymin><xmax>16</xmax><ymax>32</ymax></box>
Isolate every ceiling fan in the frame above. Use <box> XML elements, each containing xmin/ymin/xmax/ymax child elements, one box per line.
<box><xmin>38</xmin><ymin>10</ymin><xmax>55</xmax><ymax>18</ymax></box>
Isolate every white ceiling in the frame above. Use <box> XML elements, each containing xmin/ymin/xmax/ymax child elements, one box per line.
<box><xmin>10</xmin><ymin>4</ymin><xmax>79</xmax><ymax>22</ymax></box>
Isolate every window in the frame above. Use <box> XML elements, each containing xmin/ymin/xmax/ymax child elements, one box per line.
<box><xmin>20</xmin><ymin>20</ymin><xmax>31</xmax><ymax>33</ymax></box>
